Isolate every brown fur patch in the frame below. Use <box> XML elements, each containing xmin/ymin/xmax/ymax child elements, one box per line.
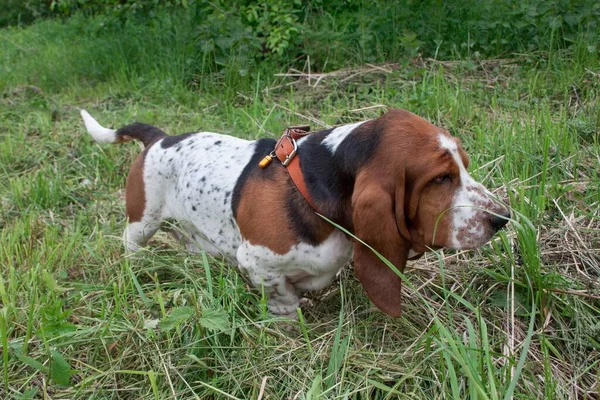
<box><xmin>236</xmin><ymin>167</ymin><xmax>334</xmax><ymax>254</ymax></box>
<box><xmin>125</xmin><ymin>152</ymin><xmax>146</xmax><ymax>222</ymax></box>
<box><xmin>119</xmin><ymin>135</ymin><xmax>135</xmax><ymax>143</ymax></box>
<box><xmin>352</xmin><ymin>169</ymin><xmax>409</xmax><ymax>317</ymax></box>
<box><xmin>335</xmin><ymin>109</ymin><xmax>465</xmax><ymax>259</ymax></box>
<box><xmin>347</xmin><ymin>109</ymin><xmax>469</xmax><ymax>316</ymax></box>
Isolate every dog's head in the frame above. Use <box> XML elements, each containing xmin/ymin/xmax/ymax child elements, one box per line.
<box><xmin>351</xmin><ymin>109</ymin><xmax>510</xmax><ymax>316</ymax></box>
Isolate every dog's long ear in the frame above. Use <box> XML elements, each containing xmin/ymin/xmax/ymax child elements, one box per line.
<box><xmin>352</xmin><ymin>171</ymin><xmax>409</xmax><ymax>317</ymax></box>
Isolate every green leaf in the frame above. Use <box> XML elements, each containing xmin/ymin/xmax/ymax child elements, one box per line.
<box><xmin>549</xmin><ymin>17</ymin><xmax>563</xmax><ymax>29</ymax></box>
<box><xmin>366</xmin><ymin>379</ymin><xmax>403</xmax><ymax>395</ymax></box>
<box><xmin>37</xmin><ymin>322</ymin><xmax>77</xmax><ymax>338</ymax></box>
<box><xmin>199</xmin><ymin>308</ymin><xmax>230</xmax><ymax>333</ymax></box>
<box><xmin>563</xmin><ymin>13</ymin><xmax>582</xmax><ymax>26</ymax></box>
<box><xmin>159</xmin><ymin>306</ymin><xmax>195</xmax><ymax>332</ymax></box>
<box><xmin>305</xmin><ymin>373</ymin><xmax>322</xmax><ymax>400</ymax></box>
<box><xmin>50</xmin><ymin>351</ymin><xmax>71</xmax><ymax>386</ymax></box>
<box><xmin>19</xmin><ymin>388</ymin><xmax>38</xmax><ymax>400</ymax></box>
<box><xmin>325</xmin><ymin>297</ymin><xmax>348</xmax><ymax>388</ymax></box>
<box><xmin>187</xmin><ymin>354</ymin><xmax>208</xmax><ymax>367</ymax></box>
<box><xmin>16</xmin><ymin>353</ymin><xmax>48</xmax><ymax>373</ymax></box>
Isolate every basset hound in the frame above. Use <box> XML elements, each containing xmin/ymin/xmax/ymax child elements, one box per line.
<box><xmin>81</xmin><ymin>108</ymin><xmax>510</xmax><ymax>317</ymax></box>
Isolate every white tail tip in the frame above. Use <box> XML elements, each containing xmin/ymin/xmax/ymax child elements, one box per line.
<box><xmin>80</xmin><ymin>109</ymin><xmax>118</xmax><ymax>144</ymax></box>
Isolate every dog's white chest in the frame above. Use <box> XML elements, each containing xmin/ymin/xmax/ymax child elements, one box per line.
<box><xmin>236</xmin><ymin>230</ymin><xmax>353</xmax><ymax>290</ymax></box>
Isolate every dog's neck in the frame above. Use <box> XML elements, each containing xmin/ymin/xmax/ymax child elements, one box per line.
<box><xmin>296</xmin><ymin>122</ymin><xmax>382</xmax><ymax>230</ymax></box>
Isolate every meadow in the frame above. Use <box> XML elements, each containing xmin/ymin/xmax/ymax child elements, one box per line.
<box><xmin>0</xmin><ymin>2</ymin><xmax>599</xmax><ymax>399</ymax></box>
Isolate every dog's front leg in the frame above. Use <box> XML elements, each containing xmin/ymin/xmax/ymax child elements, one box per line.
<box><xmin>265</xmin><ymin>279</ymin><xmax>300</xmax><ymax>318</ymax></box>
<box><xmin>236</xmin><ymin>243</ymin><xmax>301</xmax><ymax>318</ymax></box>
<box><xmin>241</xmin><ymin>267</ymin><xmax>300</xmax><ymax>318</ymax></box>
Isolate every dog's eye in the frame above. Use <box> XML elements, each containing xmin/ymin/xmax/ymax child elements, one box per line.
<box><xmin>433</xmin><ymin>174</ymin><xmax>452</xmax><ymax>184</ymax></box>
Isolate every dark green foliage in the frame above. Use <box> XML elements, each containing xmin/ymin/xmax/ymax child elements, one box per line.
<box><xmin>3</xmin><ymin>0</ymin><xmax>598</xmax><ymax>66</ymax></box>
<box><xmin>0</xmin><ymin>0</ymin><xmax>54</xmax><ymax>26</ymax></box>
<box><xmin>303</xmin><ymin>0</ymin><xmax>600</xmax><ymax>65</ymax></box>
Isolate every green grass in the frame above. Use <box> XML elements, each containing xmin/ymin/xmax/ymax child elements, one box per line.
<box><xmin>1</xmin><ymin>13</ymin><xmax>600</xmax><ymax>399</ymax></box>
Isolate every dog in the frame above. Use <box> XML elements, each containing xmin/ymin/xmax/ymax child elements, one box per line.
<box><xmin>81</xmin><ymin>108</ymin><xmax>510</xmax><ymax>317</ymax></box>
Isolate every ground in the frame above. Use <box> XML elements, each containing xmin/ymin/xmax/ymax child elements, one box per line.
<box><xmin>1</xmin><ymin>15</ymin><xmax>599</xmax><ymax>399</ymax></box>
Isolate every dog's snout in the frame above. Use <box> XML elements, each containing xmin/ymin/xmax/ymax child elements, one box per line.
<box><xmin>489</xmin><ymin>209</ymin><xmax>511</xmax><ymax>232</ymax></box>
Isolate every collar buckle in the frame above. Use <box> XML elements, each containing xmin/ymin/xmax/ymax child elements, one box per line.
<box><xmin>262</xmin><ymin>125</ymin><xmax>319</xmax><ymax>212</ymax></box>
<box><xmin>281</xmin><ymin>136</ymin><xmax>298</xmax><ymax>166</ymax></box>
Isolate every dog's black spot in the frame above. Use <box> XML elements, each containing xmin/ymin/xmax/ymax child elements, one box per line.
<box><xmin>161</xmin><ymin>132</ymin><xmax>196</xmax><ymax>148</ymax></box>
<box><xmin>116</xmin><ymin>123</ymin><xmax>167</xmax><ymax>148</ymax></box>
<box><xmin>214</xmin><ymin>140</ymin><xmax>222</xmax><ymax>146</ymax></box>
<box><xmin>192</xmin><ymin>206</ymin><xmax>197</xmax><ymax>211</ymax></box>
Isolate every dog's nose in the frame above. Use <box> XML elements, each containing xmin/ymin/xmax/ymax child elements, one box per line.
<box><xmin>490</xmin><ymin>210</ymin><xmax>511</xmax><ymax>232</ymax></box>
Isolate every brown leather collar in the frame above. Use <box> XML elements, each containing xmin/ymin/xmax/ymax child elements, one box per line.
<box><xmin>259</xmin><ymin>126</ymin><xmax>319</xmax><ymax>212</ymax></box>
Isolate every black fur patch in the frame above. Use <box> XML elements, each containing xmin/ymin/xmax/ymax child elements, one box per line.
<box><xmin>298</xmin><ymin>121</ymin><xmax>383</xmax><ymax>226</ymax></box>
<box><xmin>160</xmin><ymin>132</ymin><xmax>197</xmax><ymax>148</ymax></box>
<box><xmin>283</xmin><ymin>182</ymin><xmax>323</xmax><ymax>245</ymax></box>
<box><xmin>116</xmin><ymin>123</ymin><xmax>167</xmax><ymax>148</ymax></box>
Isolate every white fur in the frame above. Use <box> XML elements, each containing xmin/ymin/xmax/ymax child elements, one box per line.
<box><xmin>236</xmin><ymin>230</ymin><xmax>353</xmax><ymax>315</ymax></box>
<box><xmin>80</xmin><ymin>109</ymin><xmax>118</xmax><ymax>143</ymax></box>
<box><xmin>439</xmin><ymin>133</ymin><xmax>501</xmax><ymax>249</ymax></box>
<box><xmin>139</xmin><ymin>132</ymin><xmax>254</xmax><ymax>259</ymax></box>
<box><xmin>115</xmin><ymin>124</ymin><xmax>352</xmax><ymax>316</ymax></box>
<box><xmin>322</xmin><ymin>121</ymin><xmax>366</xmax><ymax>153</ymax></box>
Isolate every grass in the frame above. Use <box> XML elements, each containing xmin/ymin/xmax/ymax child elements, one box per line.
<box><xmin>1</xmin><ymin>12</ymin><xmax>600</xmax><ymax>399</ymax></box>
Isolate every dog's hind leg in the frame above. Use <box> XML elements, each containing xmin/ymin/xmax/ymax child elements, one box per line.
<box><xmin>122</xmin><ymin>152</ymin><xmax>163</xmax><ymax>253</ymax></box>
<box><xmin>82</xmin><ymin>110</ymin><xmax>170</xmax><ymax>253</ymax></box>
<box><xmin>123</xmin><ymin>220</ymin><xmax>160</xmax><ymax>253</ymax></box>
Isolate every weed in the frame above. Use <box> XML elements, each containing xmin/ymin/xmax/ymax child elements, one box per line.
<box><xmin>1</xmin><ymin>9</ymin><xmax>599</xmax><ymax>400</ymax></box>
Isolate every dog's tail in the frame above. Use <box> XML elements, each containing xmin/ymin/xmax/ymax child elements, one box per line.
<box><xmin>80</xmin><ymin>109</ymin><xmax>167</xmax><ymax>148</ymax></box>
